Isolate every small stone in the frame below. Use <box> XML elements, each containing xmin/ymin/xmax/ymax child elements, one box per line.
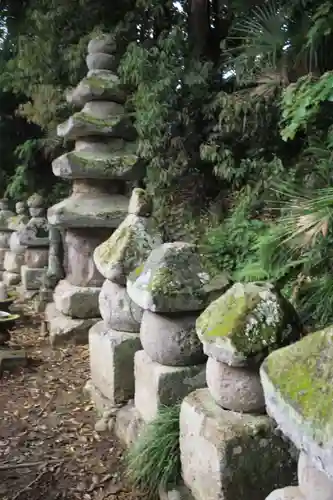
<box><xmin>94</xmin><ymin>211</ymin><xmax>162</xmax><ymax>285</ymax></box>
<box><xmin>265</xmin><ymin>487</ymin><xmax>304</xmax><ymax>500</ymax></box>
<box><xmin>114</xmin><ymin>401</ymin><xmax>144</xmax><ymax>447</ymax></box>
<box><xmin>206</xmin><ymin>357</ymin><xmax>265</xmax><ymax>413</ymax></box>
<box><xmin>128</xmin><ymin>188</ymin><xmax>153</xmax><ymax>217</ymax></box>
<box><xmin>140</xmin><ymin>310</ymin><xmax>206</xmax><ymax>367</ymax></box>
<box><xmin>94</xmin><ymin>418</ymin><xmax>108</xmax><ymax>432</ymax></box>
<box><xmin>196</xmin><ymin>282</ymin><xmax>302</xmax><ymax>367</ymax></box>
<box><xmin>86</xmin><ymin>52</ymin><xmax>116</xmax><ymax>71</ymax></box>
<box><xmin>298</xmin><ymin>452</ymin><xmax>333</xmax><ymax>500</ymax></box>
<box><xmin>21</xmin><ymin>266</ymin><xmax>46</xmax><ymax>290</ymax></box>
<box><xmin>0</xmin><ymin>349</ymin><xmax>27</xmax><ymax>375</ymax></box>
<box><xmin>127</xmin><ymin>242</ymin><xmax>222</xmax><ymax>313</ymax></box>
<box><xmin>99</xmin><ymin>280</ymin><xmax>143</xmax><ymax>333</ymax></box>
<box><xmin>260</xmin><ymin>328</ymin><xmax>333</xmax><ymax>480</ymax></box>
<box><xmin>88</xmin><ymin>34</ymin><xmax>117</xmax><ymax>55</ymax></box>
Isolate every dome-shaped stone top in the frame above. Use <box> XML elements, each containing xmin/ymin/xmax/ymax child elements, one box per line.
<box><xmin>27</xmin><ymin>193</ymin><xmax>44</xmax><ymax>208</ymax></box>
<box><xmin>88</xmin><ymin>34</ymin><xmax>117</xmax><ymax>55</ymax></box>
<box><xmin>126</xmin><ymin>242</ymin><xmax>224</xmax><ymax>313</ymax></box>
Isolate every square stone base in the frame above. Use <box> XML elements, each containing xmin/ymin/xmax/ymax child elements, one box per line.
<box><xmin>3</xmin><ymin>271</ymin><xmax>20</xmax><ymax>286</ymax></box>
<box><xmin>45</xmin><ymin>302</ymin><xmax>99</xmax><ymax>346</ymax></box>
<box><xmin>21</xmin><ymin>265</ymin><xmax>46</xmax><ymax>290</ymax></box>
<box><xmin>135</xmin><ymin>350</ymin><xmax>206</xmax><ymax>423</ymax></box>
<box><xmin>89</xmin><ymin>321</ymin><xmax>141</xmax><ymax>406</ymax></box>
<box><xmin>180</xmin><ymin>389</ymin><xmax>297</xmax><ymax>500</ymax></box>
<box><xmin>54</xmin><ymin>279</ymin><xmax>100</xmax><ymax>318</ymax></box>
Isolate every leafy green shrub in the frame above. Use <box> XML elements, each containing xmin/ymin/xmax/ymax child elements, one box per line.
<box><xmin>126</xmin><ymin>404</ymin><xmax>181</xmax><ymax>499</ymax></box>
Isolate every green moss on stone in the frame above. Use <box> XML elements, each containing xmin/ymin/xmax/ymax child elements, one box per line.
<box><xmin>263</xmin><ymin>328</ymin><xmax>333</xmax><ymax>432</ymax></box>
<box><xmin>68</xmin><ymin>151</ymin><xmax>138</xmax><ymax>174</ymax></box>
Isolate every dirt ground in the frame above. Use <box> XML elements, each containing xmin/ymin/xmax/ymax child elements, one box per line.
<box><xmin>0</xmin><ymin>304</ymin><xmax>145</xmax><ymax>500</ymax></box>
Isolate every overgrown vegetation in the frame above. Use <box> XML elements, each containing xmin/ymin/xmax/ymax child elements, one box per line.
<box><xmin>126</xmin><ymin>405</ymin><xmax>181</xmax><ymax>499</ymax></box>
<box><xmin>1</xmin><ymin>0</ymin><xmax>333</xmax><ymax>326</ymax></box>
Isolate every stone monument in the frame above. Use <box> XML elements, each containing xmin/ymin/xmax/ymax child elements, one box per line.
<box><xmin>262</xmin><ymin>327</ymin><xmax>333</xmax><ymax>500</ymax></box>
<box><xmin>17</xmin><ymin>194</ymin><xmax>49</xmax><ymax>298</ymax></box>
<box><xmin>85</xmin><ymin>188</ymin><xmax>162</xmax><ymax>421</ymax></box>
<box><xmin>3</xmin><ymin>201</ymin><xmax>29</xmax><ymax>287</ymax></box>
<box><xmin>0</xmin><ymin>199</ymin><xmax>15</xmax><ymax>281</ymax></box>
<box><xmin>114</xmin><ymin>242</ymin><xmax>228</xmax><ymax>445</ymax></box>
<box><xmin>179</xmin><ymin>282</ymin><xmax>303</xmax><ymax>500</ymax></box>
<box><xmin>45</xmin><ymin>33</ymin><xmax>144</xmax><ymax>346</ymax></box>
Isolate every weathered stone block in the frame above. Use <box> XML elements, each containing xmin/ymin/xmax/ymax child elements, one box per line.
<box><xmin>134</xmin><ymin>350</ymin><xmax>206</xmax><ymax>422</ymax></box>
<box><xmin>3</xmin><ymin>271</ymin><xmax>20</xmax><ymax>286</ymax></box>
<box><xmin>54</xmin><ymin>279</ymin><xmax>100</xmax><ymax>318</ymax></box>
<box><xmin>140</xmin><ymin>310</ymin><xmax>206</xmax><ymax>366</ymax></box>
<box><xmin>0</xmin><ymin>348</ymin><xmax>27</xmax><ymax>376</ymax></box>
<box><xmin>180</xmin><ymin>389</ymin><xmax>297</xmax><ymax>500</ymax></box>
<box><xmin>89</xmin><ymin>321</ymin><xmax>141</xmax><ymax>405</ymax></box>
<box><xmin>46</xmin><ymin>302</ymin><xmax>98</xmax><ymax>346</ymax></box>
<box><xmin>99</xmin><ymin>280</ymin><xmax>142</xmax><ymax>332</ymax></box>
<box><xmin>206</xmin><ymin>357</ymin><xmax>265</xmax><ymax>413</ymax></box>
<box><xmin>0</xmin><ymin>247</ymin><xmax>7</xmax><ymax>269</ymax></box>
<box><xmin>24</xmin><ymin>248</ymin><xmax>49</xmax><ymax>268</ymax></box>
<box><xmin>4</xmin><ymin>251</ymin><xmax>25</xmax><ymax>273</ymax></box>
<box><xmin>21</xmin><ymin>265</ymin><xmax>46</xmax><ymax>290</ymax></box>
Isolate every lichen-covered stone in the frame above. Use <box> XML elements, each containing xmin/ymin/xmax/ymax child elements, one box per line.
<box><xmin>57</xmin><ymin>112</ymin><xmax>136</xmax><ymax>141</ymax></box>
<box><xmin>127</xmin><ymin>242</ymin><xmax>221</xmax><ymax>313</ymax></box>
<box><xmin>94</xmin><ymin>213</ymin><xmax>162</xmax><ymax>285</ymax></box>
<box><xmin>298</xmin><ymin>451</ymin><xmax>333</xmax><ymax>500</ymax></box>
<box><xmin>52</xmin><ymin>150</ymin><xmax>144</xmax><ymax>181</ymax></box>
<box><xmin>128</xmin><ymin>188</ymin><xmax>153</xmax><ymax>216</ymax></box>
<box><xmin>66</xmin><ymin>70</ymin><xmax>127</xmax><ymax>107</ymax></box>
<box><xmin>260</xmin><ymin>327</ymin><xmax>333</xmax><ymax>481</ymax></box>
<box><xmin>196</xmin><ymin>282</ymin><xmax>302</xmax><ymax>367</ymax></box>
<box><xmin>47</xmin><ymin>192</ymin><xmax>128</xmax><ymax>228</ymax></box>
<box><xmin>99</xmin><ymin>280</ymin><xmax>143</xmax><ymax>332</ymax></box>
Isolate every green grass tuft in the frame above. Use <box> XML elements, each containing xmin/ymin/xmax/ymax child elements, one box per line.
<box><xmin>126</xmin><ymin>404</ymin><xmax>181</xmax><ymax>499</ymax></box>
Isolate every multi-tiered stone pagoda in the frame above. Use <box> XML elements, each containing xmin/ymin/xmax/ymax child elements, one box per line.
<box><xmin>45</xmin><ymin>33</ymin><xmax>144</xmax><ymax>346</ymax></box>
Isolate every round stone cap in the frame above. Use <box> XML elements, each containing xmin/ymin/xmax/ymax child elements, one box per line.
<box><xmin>27</xmin><ymin>193</ymin><xmax>44</xmax><ymax>208</ymax></box>
<box><xmin>16</xmin><ymin>201</ymin><xmax>26</xmax><ymax>215</ymax></box>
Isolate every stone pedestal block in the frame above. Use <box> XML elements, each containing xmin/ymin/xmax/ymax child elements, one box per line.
<box><xmin>114</xmin><ymin>401</ymin><xmax>144</xmax><ymax>448</ymax></box>
<box><xmin>134</xmin><ymin>350</ymin><xmax>206</xmax><ymax>422</ymax></box>
<box><xmin>21</xmin><ymin>265</ymin><xmax>46</xmax><ymax>290</ymax></box>
<box><xmin>54</xmin><ymin>279</ymin><xmax>100</xmax><ymax>318</ymax></box>
<box><xmin>3</xmin><ymin>271</ymin><xmax>20</xmax><ymax>286</ymax></box>
<box><xmin>4</xmin><ymin>251</ymin><xmax>25</xmax><ymax>273</ymax></box>
<box><xmin>206</xmin><ymin>357</ymin><xmax>265</xmax><ymax>413</ymax></box>
<box><xmin>24</xmin><ymin>247</ymin><xmax>49</xmax><ymax>268</ymax></box>
<box><xmin>180</xmin><ymin>389</ymin><xmax>297</xmax><ymax>500</ymax></box>
<box><xmin>65</xmin><ymin>228</ymin><xmax>108</xmax><ymax>287</ymax></box>
<box><xmin>89</xmin><ymin>321</ymin><xmax>141</xmax><ymax>406</ymax></box>
<box><xmin>45</xmin><ymin>302</ymin><xmax>99</xmax><ymax>346</ymax></box>
<box><xmin>0</xmin><ymin>247</ymin><xmax>7</xmax><ymax>269</ymax></box>
<box><xmin>99</xmin><ymin>279</ymin><xmax>142</xmax><ymax>332</ymax></box>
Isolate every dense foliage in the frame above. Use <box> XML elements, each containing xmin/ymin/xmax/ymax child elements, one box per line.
<box><xmin>1</xmin><ymin>0</ymin><xmax>333</xmax><ymax>327</ymax></box>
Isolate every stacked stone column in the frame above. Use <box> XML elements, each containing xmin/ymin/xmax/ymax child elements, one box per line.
<box><xmin>46</xmin><ymin>34</ymin><xmax>144</xmax><ymax>346</ymax></box>
<box><xmin>115</xmin><ymin>241</ymin><xmax>221</xmax><ymax>433</ymax></box>
<box><xmin>86</xmin><ymin>188</ymin><xmax>162</xmax><ymax>419</ymax></box>
<box><xmin>3</xmin><ymin>202</ymin><xmax>29</xmax><ymax>287</ymax></box>
<box><xmin>261</xmin><ymin>327</ymin><xmax>333</xmax><ymax>500</ymax></box>
<box><xmin>17</xmin><ymin>194</ymin><xmax>49</xmax><ymax>298</ymax></box>
<box><xmin>179</xmin><ymin>282</ymin><xmax>304</xmax><ymax>500</ymax></box>
<box><xmin>0</xmin><ymin>199</ymin><xmax>15</xmax><ymax>281</ymax></box>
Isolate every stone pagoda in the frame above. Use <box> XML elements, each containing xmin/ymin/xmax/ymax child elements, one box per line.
<box><xmin>0</xmin><ymin>199</ymin><xmax>15</xmax><ymax>281</ymax></box>
<box><xmin>45</xmin><ymin>33</ymin><xmax>143</xmax><ymax>346</ymax></box>
<box><xmin>3</xmin><ymin>201</ymin><xmax>29</xmax><ymax>287</ymax></box>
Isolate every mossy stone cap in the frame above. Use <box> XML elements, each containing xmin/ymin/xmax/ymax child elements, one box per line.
<box><xmin>196</xmin><ymin>281</ymin><xmax>302</xmax><ymax>366</ymax></box>
<box><xmin>261</xmin><ymin>327</ymin><xmax>333</xmax><ymax>479</ymax></box>
<box><xmin>127</xmin><ymin>242</ymin><xmax>218</xmax><ymax>313</ymax></box>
